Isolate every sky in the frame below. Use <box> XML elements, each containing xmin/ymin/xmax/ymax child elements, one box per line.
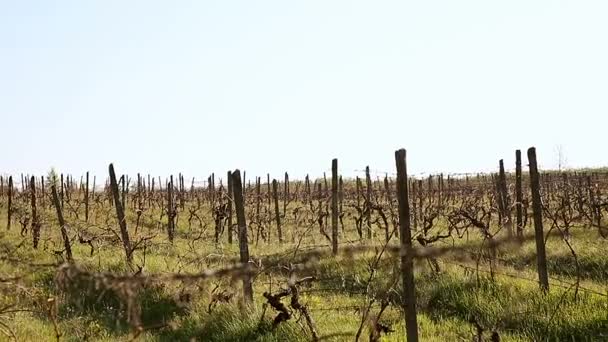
<box><xmin>1</xmin><ymin>1</ymin><xmax>607</xmax><ymax>183</ymax></box>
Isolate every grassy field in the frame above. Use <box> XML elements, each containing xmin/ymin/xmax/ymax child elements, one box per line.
<box><xmin>0</xmin><ymin>176</ymin><xmax>607</xmax><ymax>341</ymax></box>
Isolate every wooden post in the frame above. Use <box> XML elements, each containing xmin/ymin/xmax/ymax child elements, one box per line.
<box><xmin>51</xmin><ymin>185</ymin><xmax>73</xmax><ymax>262</ymax></box>
<box><xmin>231</xmin><ymin>170</ymin><xmax>253</xmax><ymax>304</ymax></box>
<box><xmin>6</xmin><ymin>176</ymin><xmax>12</xmax><ymax>230</ymax></box>
<box><xmin>84</xmin><ymin>172</ymin><xmax>90</xmax><ymax>223</ymax></box>
<box><xmin>60</xmin><ymin>173</ymin><xmax>64</xmax><ymax>208</ymax></box>
<box><xmin>109</xmin><ymin>164</ymin><xmax>133</xmax><ymax>265</ymax></box>
<box><xmin>167</xmin><ymin>175</ymin><xmax>175</xmax><ymax>243</ymax></box>
<box><xmin>394</xmin><ymin>149</ymin><xmax>418</xmax><ymax>342</ymax></box>
<box><xmin>211</xmin><ymin>173</ymin><xmax>215</xmax><ymax>204</ymax></box>
<box><xmin>267</xmin><ymin>174</ymin><xmax>271</xmax><ymax>208</ymax></box>
<box><xmin>272</xmin><ymin>179</ymin><xmax>282</xmax><ymax>243</ymax></box>
<box><xmin>527</xmin><ymin>148</ymin><xmax>549</xmax><ymax>292</ymax></box>
<box><xmin>255</xmin><ymin>177</ymin><xmax>261</xmax><ymax>226</ymax></box>
<box><xmin>227</xmin><ymin>171</ymin><xmax>233</xmax><ymax>244</ymax></box>
<box><xmin>515</xmin><ymin>150</ymin><xmax>523</xmax><ymax>238</ymax></box>
<box><xmin>30</xmin><ymin>176</ymin><xmax>41</xmax><ymax>249</ymax></box>
<box><xmin>365</xmin><ymin>166</ymin><xmax>372</xmax><ymax>239</ymax></box>
<box><xmin>283</xmin><ymin>172</ymin><xmax>289</xmax><ymax>216</ymax></box>
<box><xmin>305</xmin><ymin>175</ymin><xmax>311</xmax><ymax>203</ymax></box>
<box><xmin>331</xmin><ymin>159</ymin><xmax>339</xmax><ymax>255</ymax></box>
<box><xmin>40</xmin><ymin>176</ymin><xmax>45</xmax><ymax>208</ymax></box>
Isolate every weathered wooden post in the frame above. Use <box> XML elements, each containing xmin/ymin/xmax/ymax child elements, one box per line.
<box><xmin>227</xmin><ymin>171</ymin><xmax>234</xmax><ymax>244</ymax></box>
<box><xmin>109</xmin><ymin>164</ymin><xmax>133</xmax><ymax>265</ymax></box>
<box><xmin>283</xmin><ymin>172</ymin><xmax>289</xmax><ymax>216</ymax></box>
<box><xmin>266</xmin><ymin>174</ymin><xmax>271</xmax><ymax>208</ymax></box>
<box><xmin>394</xmin><ymin>149</ymin><xmax>418</xmax><ymax>342</ymax></box>
<box><xmin>60</xmin><ymin>173</ymin><xmax>64</xmax><ymax>208</ymax></box>
<box><xmin>527</xmin><ymin>148</ymin><xmax>549</xmax><ymax>292</ymax></box>
<box><xmin>255</xmin><ymin>177</ymin><xmax>261</xmax><ymax>226</ymax></box>
<box><xmin>231</xmin><ymin>170</ymin><xmax>254</xmax><ymax>304</ymax></box>
<box><xmin>180</xmin><ymin>173</ymin><xmax>186</xmax><ymax>210</ymax></box>
<box><xmin>305</xmin><ymin>174</ymin><xmax>311</xmax><ymax>203</ymax></box>
<box><xmin>211</xmin><ymin>173</ymin><xmax>215</xmax><ymax>204</ymax></box>
<box><xmin>40</xmin><ymin>176</ymin><xmax>45</xmax><ymax>208</ymax></box>
<box><xmin>30</xmin><ymin>176</ymin><xmax>41</xmax><ymax>249</ymax></box>
<box><xmin>515</xmin><ymin>150</ymin><xmax>523</xmax><ymax>238</ymax></box>
<box><xmin>331</xmin><ymin>158</ymin><xmax>339</xmax><ymax>255</ymax></box>
<box><xmin>365</xmin><ymin>166</ymin><xmax>372</xmax><ymax>239</ymax></box>
<box><xmin>120</xmin><ymin>175</ymin><xmax>126</xmax><ymax>211</ymax></box>
<box><xmin>84</xmin><ymin>172</ymin><xmax>90</xmax><ymax>223</ymax></box>
<box><xmin>51</xmin><ymin>185</ymin><xmax>73</xmax><ymax>262</ymax></box>
<box><xmin>7</xmin><ymin>176</ymin><xmax>12</xmax><ymax>230</ymax></box>
<box><xmin>272</xmin><ymin>179</ymin><xmax>282</xmax><ymax>243</ymax></box>
<box><xmin>167</xmin><ymin>175</ymin><xmax>175</xmax><ymax>243</ymax></box>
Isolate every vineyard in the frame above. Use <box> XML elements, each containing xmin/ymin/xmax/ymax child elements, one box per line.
<box><xmin>0</xmin><ymin>147</ymin><xmax>607</xmax><ymax>341</ymax></box>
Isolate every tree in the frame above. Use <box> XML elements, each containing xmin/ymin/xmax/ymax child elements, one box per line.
<box><xmin>47</xmin><ymin>167</ymin><xmax>59</xmax><ymax>188</ymax></box>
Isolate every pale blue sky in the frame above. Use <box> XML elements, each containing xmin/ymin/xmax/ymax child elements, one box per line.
<box><xmin>1</xmin><ymin>1</ymin><xmax>606</xmax><ymax>181</ymax></box>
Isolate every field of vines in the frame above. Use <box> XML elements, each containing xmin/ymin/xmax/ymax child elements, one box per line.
<box><xmin>0</xmin><ymin>147</ymin><xmax>607</xmax><ymax>341</ymax></box>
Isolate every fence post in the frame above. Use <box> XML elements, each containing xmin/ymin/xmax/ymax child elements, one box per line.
<box><xmin>267</xmin><ymin>174</ymin><xmax>271</xmax><ymax>209</ymax></box>
<box><xmin>365</xmin><ymin>166</ymin><xmax>372</xmax><ymax>239</ymax></box>
<box><xmin>227</xmin><ymin>171</ymin><xmax>234</xmax><ymax>244</ymax></box>
<box><xmin>40</xmin><ymin>176</ymin><xmax>45</xmax><ymax>208</ymax></box>
<box><xmin>6</xmin><ymin>176</ymin><xmax>12</xmax><ymax>230</ymax></box>
<box><xmin>284</xmin><ymin>172</ymin><xmax>289</xmax><ymax>216</ymax></box>
<box><xmin>60</xmin><ymin>173</ymin><xmax>64</xmax><ymax>208</ymax></box>
<box><xmin>394</xmin><ymin>149</ymin><xmax>418</xmax><ymax>342</ymax></box>
<box><xmin>51</xmin><ymin>185</ymin><xmax>73</xmax><ymax>262</ymax></box>
<box><xmin>84</xmin><ymin>172</ymin><xmax>90</xmax><ymax>223</ymax></box>
<box><xmin>231</xmin><ymin>170</ymin><xmax>254</xmax><ymax>305</ymax></box>
<box><xmin>109</xmin><ymin>164</ymin><xmax>133</xmax><ymax>265</ymax></box>
<box><xmin>30</xmin><ymin>176</ymin><xmax>41</xmax><ymax>249</ymax></box>
<box><xmin>527</xmin><ymin>147</ymin><xmax>549</xmax><ymax>292</ymax></box>
<box><xmin>272</xmin><ymin>179</ymin><xmax>282</xmax><ymax>243</ymax></box>
<box><xmin>167</xmin><ymin>175</ymin><xmax>175</xmax><ymax>243</ymax></box>
<box><xmin>331</xmin><ymin>158</ymin><xmax>339</xmax><ymax>255</ymax></box>
<box><xmin>515</xmin><ymin>150</ymin><xmax>523</xmax><ymax>239</ymax></box>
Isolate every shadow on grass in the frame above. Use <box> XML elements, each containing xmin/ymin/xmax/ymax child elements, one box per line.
<box><xmin>152</xmin><ymin>305</ymin><xmax>305</xmax><ymax>342</ymax></box>
<box><xmin>53</xmin><ymin>272</ymin><xmax>187</xmax><ymax>336</ymax></box>
<box><xmin>421</xmin><ymin>274</ymin><xmax>608</xmax><ymax>341</ymax></box>
<box><xmin>501</xmin><ymin>251</ymin><xmax>608</xmax><ymax>282</ymax></box>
